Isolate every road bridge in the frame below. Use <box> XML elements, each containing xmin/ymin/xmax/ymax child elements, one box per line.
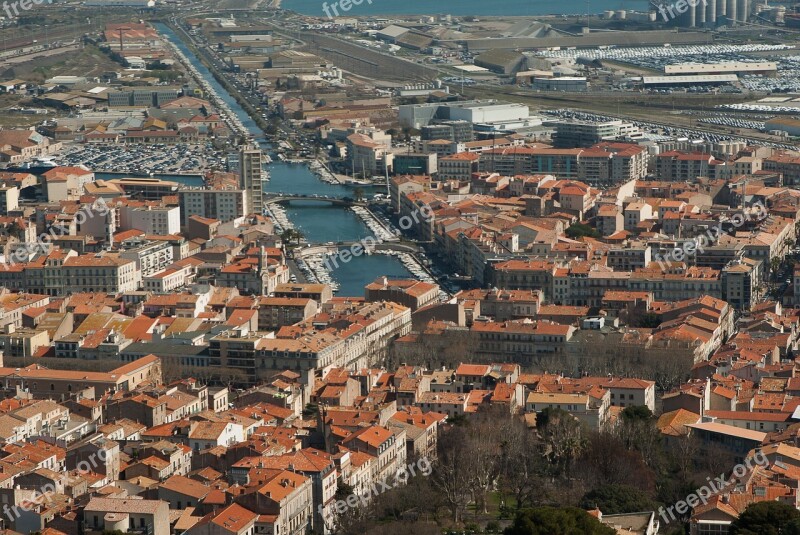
<box><xmin>263</xmin><ymin>194</ymin><xmax>366</xmax><ymax>207</ymax></box>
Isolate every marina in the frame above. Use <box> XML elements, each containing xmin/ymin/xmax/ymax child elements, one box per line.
<box><xmin>350</xmin><ymin>206</ymin><xmax>398</xmax><ymax>242</ymax></box>
<box><xmin>263</xmin><ymin>203</ymin><xmax>294</xmax><ymax>233</ymax></box>
<box><xmin>154</xmin><ymin>24</ymin><xmax>441</xmax><ymax>298</ymax></box>
<box><xmin>308</xmin><ymin>159</ymin><xmax>341</xmax><ymax>184</ymax></box>
<box><xmin>265</xmin><ymin>162</ymin><xmax>435</xmax><ymax>296</ymax></box>
<box><xmin>295</xmin><ymin>253</ymin><xmax>341</xmax><ymax>292</ymax></box>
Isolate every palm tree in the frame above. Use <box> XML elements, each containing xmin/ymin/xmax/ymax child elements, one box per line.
<box><xmin>280</xmin><ymin>229</ymin><xmax>304</xmax><ymax>247</ymax></box>
<box><xmin>352</xmin><ymin>187</ymin><xmax>364</xmax><ymax>203</ymax></box>
<box><xmin>771</xmin><ymin>257</ymin><xmax>782</xmax><ymax>281</ymax></box>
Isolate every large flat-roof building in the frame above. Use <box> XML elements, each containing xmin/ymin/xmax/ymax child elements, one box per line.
<box><xmin>474</xmin><ymin>49</ymin><xmax>526</xmax><ymax>75</ymax></box>
<box><xmin>642</xmin><ymin>74</ymin><xmax>739</xmax><ymax>86</ymax></box>
<box><xmin>399</xmin><ymin>100</ymin><xmax>529</xmax><ymax>129</ymax></box>
<box><xmin>664</xmin><ymin>62</ymin><xmax>776</xmax><ymax>76</ymax></box>
<box><xmin>421</xmin><ymin>121</ymin><xmax>474</xmax><ymax>143</ymax></box>
<box><xmin>108</xmin><ymin>178</ymin><xmax>180</xmax><ymax>201</ymax></box>
<box><xmin>532</xmin><ymin>77</ymin><xmax>588</xmax><ymax>92</ymax></box>
<box><xmin>550</xmin><ymin>119</ymin><xmax>638</xmax><ymax>148</ymax></box>
<box><xmin>107</xmin><ymin>88</ymin><xmax>181</xmax><ymax>108</ymax></box>
<box><xmin>178</xmin><ymin>188</ymin><xmax>248</xmax><ymax>225</ymax></box>
<box><xmin>765</xmin><ymin>118</ymin><xmax>800</xmax><ymax>137</ymax></box>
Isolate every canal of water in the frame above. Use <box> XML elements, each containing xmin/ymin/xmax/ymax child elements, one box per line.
<box><xmin>155</xmin><ymin>24</ymin><xmax>414</xmax><ymax>296</ymax></box>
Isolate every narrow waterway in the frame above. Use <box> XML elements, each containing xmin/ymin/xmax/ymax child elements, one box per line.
<box><xmin>154</xmin><ymin>22</ymin><xmax>262</xmax><ymax>138</ymax></box>
<box><xmin>153</xmin><ymin>25</ymin><xmax>414</xmax><ymax>296</ymax></box>
<box><xmin>267</xmin><ymin>163</ymin><xmax>414</xmax><ymax>296</ymax></box>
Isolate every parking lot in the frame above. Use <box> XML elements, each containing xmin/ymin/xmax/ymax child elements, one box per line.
<box><xmin>544</xmin><ymin>109</ymin><xmax>796</xmax><ymax>150</ymax></box>
<box><xmin>538</xmin><ymin>43</ymin><xmax>792</xmax><ymax>64</ymax></box>
<box><xmin>53</xmin><ymin>142</ymin><xmax>228</xmax><ymax>175</ymax></box>
<box><xmin>540</xmin><ymin>43</ymin><xmax>800</xmax><ymax>93</ymax></box>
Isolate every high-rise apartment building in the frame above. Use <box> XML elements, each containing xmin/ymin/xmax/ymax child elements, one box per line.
<box><xmin>239</xmin><ymin>145</ymin><xmax>265</xmax><ymax>215</ymax></box>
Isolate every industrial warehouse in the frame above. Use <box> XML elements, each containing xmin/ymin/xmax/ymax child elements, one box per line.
<box><xmin>664</xmin><ymin>62</ymin><xmax>778</xmax><ymax>76</ymax></box>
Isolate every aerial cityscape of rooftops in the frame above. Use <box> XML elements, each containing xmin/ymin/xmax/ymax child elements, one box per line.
<box><xmin>6</xmin><ymin>0</ymin><xmax>800</xmax><ymax>534</ymax></box>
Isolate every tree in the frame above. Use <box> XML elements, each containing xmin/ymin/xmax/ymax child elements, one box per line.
<box><xmin>621</xmin><ymin>405</ymin><xmax>654</xmax><ymax>422</ymax></box>
<box><xmin>361</xmin><ymin>523</ymin><xmax>440</xmax><ymax>535</ymax></box>
<box><xmin>637</xmin><ymin>313</ymin><xmax>661</xmax><ymax>328</ymax></box>
<box><xmin>462</xmin><ymin>406</ymin><xmax>514</xmax><ymax>515</ymax></box>
<box><xmin>566</xmin><ymin>223</ymin><xmax>600</xmax><ymax>240</ymax></box>
<box><xmin>335</xmin><ymin>483</ymin><xmax>354</xmax><ymax>502</ymax></box>
<box><xmin>280</xmin><ymin>228</ymin><xmax>304</xmax><ymax>247</ymax></box>
<box><xmin>730</xmin><ymin>501</ymin><xmax>800</xmax><ymax>534</ymax></box>
<box><xmin>353</xmin><ymin>187</ymin><xmax>365</xmax><ymax>202</ymax></box>
<box><xmin>430</xmin><ymin>406</ymin><xmax>521</xmax><ymax>522</ymax></box>
<box><xmin>770</xmin><ymin>257</ymin><xmax>782</xmax><ymax>280</ymax></box>
<box><xmin>331</xmin><ymin>460</ymin><xmax>442</xmax><ymax>535</ymax></box>
<box><xmin>433</xmin><ymin>424</ymin><xmax>472</xmax><ymax>523</ymax></box>
<box><xmin>616</xmin><ymin>406</ymin><xmax>662</xmax><ymax>469</ymax></box>
<box><xmin>504</xmin><ymin>507</ymin><xmax>616</xmax><ymax>535</ymax></box>
<box><xmin>537</xmin><ymin>408</ymin><xmax>586</xmax><ymax>476</ymax></box>
<box><xmin>500</xmin><ymin>415</ymin><xmax>550</xmax><ymax>510</ymax></box>
<box><xmin>575</xmin><ymin>433</ymin><xmax>656</xmax><ymax>492</ymax></box>
<box><xmin>785</xmin><ymin>518</ymin><xmax>800</xmax><ymax>535</ymax></box>
<box><xmin>579</xmin><ymin>484</ymin><xmax>659</xmax><ymax>515</ymax></box>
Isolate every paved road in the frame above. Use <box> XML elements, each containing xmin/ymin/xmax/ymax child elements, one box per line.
<box><xmin>286</xmin><ymin>257</ymin><xmax>309</xmax><ymax>283</ymax></box>
<box><xmin>0</xmin><ymin>44</ymin><xmax>79</xmax><ymax>67</ymax></box>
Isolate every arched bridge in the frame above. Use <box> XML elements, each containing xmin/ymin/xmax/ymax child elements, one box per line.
<box><xmin>263</xmin><ymin>194</ymin><xmax>367</xmax><ymax>207</ymax></box>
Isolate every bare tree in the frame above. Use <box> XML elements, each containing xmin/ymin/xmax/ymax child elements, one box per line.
<box><xmin>433</xmin><ymin>425</ymin><xmax>473</xmax><ymax>523</ymax></box>
<box><xmin>463</xmin><ymin>407</ymin><xmax>510</xmax><ymax>514</ymax></box>
<box><xmin>672</xmin><ymin>434</ymin><xmax>701</xmax><ymax>489</ymax></box>
<box><xmin>499</xmin><ymin>415</ymin><xmax>549</xmax><ymax>510</ymax></box>
<box><xmin>575</xmin><ymin>433</ymin><xmax>656</xmax><ymax>493</ymax></box>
